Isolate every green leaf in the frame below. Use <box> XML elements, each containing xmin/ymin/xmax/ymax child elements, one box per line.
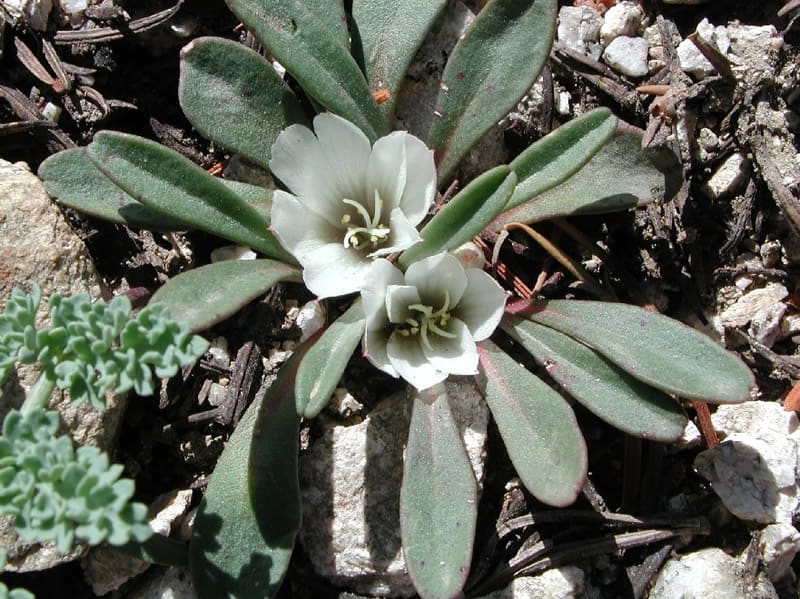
<box><xmin>305</xmin><ymin>0</ymin><xmax>348</xmax><ymax>49</ymax></box>
<box><xmin>398</xmin><ymin>166</ymin><xmax>516</xmax><ymax>269</ymax></box>
<box><xmin>478</xmin><ymin>340</ymin><xmax>587</xmax><ymax>506</ymax></box>
<box><xmin>179</xmin><ymin>37</ymin><xmax>309</xmax><ymax>170</ymax></box>
<box><xmin>150</xmin><ymin>259</ymin><xmax>302</xmax><ymax>333</ymax></box>
<box><xmin>189</xmin><ymin>337</ymin><xmax>312</xmax><ymax>599</ymax></box>
<box><xmin>221</xmin><ymin>180</ymin><xmax>273</xmax><ymax>222</ymax></box>
<box><xmin>225</xmin><ymin>0</ymin><xmax>386</xmax><ymax>141</ymax></box>
<box><xmin>502</xmin><ymin>316</ymin><xmax>687</xmax><ymax>441</ymax></box>
<box><xmin>491</xmin><ymin>124</ymin><xmax>682</xmax><ymax>228</ymax></box>
<box><xmin>507</xmin><ymin>300</ymin><xmax>754</xmax><ymax>403</ymax></box>
<box><xmin>294</xmin><ymin>301</ymin><xmax>364</xmax><ymax>418</ymax></box>
<box><xmin>86</xmin><ymin>131</ymin><xmax>291</xmax><ymax>261</ymax></box>
<box><xmin>351</xmin><ymin>0</ymin><xmax>448</xmax><ymax>122</ymax></box>
<box><xmin>426</xmin><ymin>0</ymin><xmax>557</xmax><ymax>181</ymax></box>
<box><xmin>38</xmin><ymin>148</ymin><xmax>189</xmax><ymax>230</ymax></box>
<box><xmin>400</xmin><ymin>384</ymin><xmax>477</xmax><ymax>599</ymax></box>
<box><xmin>507</xmin><ymin>107</ymin><xmax>617</xmax><ymax>209</ymax></box>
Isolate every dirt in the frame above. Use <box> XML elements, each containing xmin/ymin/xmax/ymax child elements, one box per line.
<box><xmin>1</xmin><ymin>0</ymin><xmax>800</xmax><ymax>597</ymax></box>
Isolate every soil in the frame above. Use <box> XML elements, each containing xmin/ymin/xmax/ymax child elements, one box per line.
<box><xmin>1</xmin><ymin>0</ymin><xmax>800</xmax><ymax>597</ymax></box>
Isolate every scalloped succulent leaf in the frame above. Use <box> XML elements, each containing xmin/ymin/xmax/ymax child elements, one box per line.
<box><xmin>477</xmin><ymin>340</ymin><xmax>587</xmax><ymax>506</ymax></box>
<box><xmin>502</xmin><ymin>315</ymin><xmax>687</xmax><ymax>441</ymax></box>
<box><xmin>224</xmin><ymin>0</ymin><xmax>386</xmax><ymax>141</ymax></box>
<box><xmin>295</xmin><ymin>301</ymin><xmax>364</xmax><ymax>418</ymax></box>
<box><xmin>86</xmin><ymin>131</ymin><xmax>291</xmax><ymax>261</ymax></box>
<box><xmin>189</xmin><ymin>334</ymin><xmax>317</xmax><ymax>599</ymax></box>
<box><xmin>179</xmin><ymin>37</ymin><xmax>310</xmax><ymax>170</ymax></box>
<box><xmin>506</xmin><ymin>107</ymin><xmax>618</xmax><ymax>209</ymax></box>
<box><xmin>491</xmin><ymin>124</ymin><xmax>682</xmax><ymax>228</ymax></box>
<box><xmin>400</xmin><ymin>384</ymin><xmax>477</xmax><ymax>599</ymax></box>
<box><xmin>150</xmin><ymin>259</ymin><xmax>302</xmax><ymax>333</ymax></box>
<box><xmin>426</xmin><ymin>0</ymin><xmax>557</xmax><ymax>181</ymax></box>
<box><xmin>507</xmin><ymin>299</ymin><xmax>754</xmax><ymax>403</ymax></box>
<box><xmin>398</xmin><ymin>165</ymin><xmax>516</xmax><ymax>269</ymax></box>
<box><xmin>350</xmin><ymin>0</ymin><xmax>448</xmax><ymax>122</ymax></box>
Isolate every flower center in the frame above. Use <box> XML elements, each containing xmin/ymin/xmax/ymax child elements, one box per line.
<box><xmin>341</xmin><ymin>190</ymin><xmax>390</xmax><ymax>250</ymax></box>
<box><xmin>397</xmin><ymin>290</ymin><xmax>456</xmax><ymax>351</ymax></box>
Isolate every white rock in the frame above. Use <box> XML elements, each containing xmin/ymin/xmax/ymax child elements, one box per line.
<box><xmin>602</xmin><ymin>36</ymin><xmax>649</xmax><ymax>78</ymax></box>
<box><xmin>646</xmin><ymin>548</ymin><xmax>777</xmax><ymax>599</ymax></box>
<box><xmin>748</xmin><ymin>301</ymin><xmax>786</xmax><ymax>348</ymax></box>
<box><xmin>726</xmin><ymin>24</ymin><xmax>783</xmax><ymax>87</ymax></box>
<box><xmin>294</xmin><ymin>300</ymin><xmax>326</xmax><ymax>342</ymax></box>
<box><xmin>556</xmin><ymin>90</ymin><xmax>571</xmax><ymax>115</ymax></box>
<box><xmin>717</xmin><ymin>282</ymin><xmax>788</xmax><ymax>328</ymax></box>
<box><xmin>677</xmin><ymin>38</ymin><xmax>714</xmax><ymax>79</ymax></box>
<box><xmin>557</xmin><ymin>6</ymin><xmax>603</xmax><ymax>60</ymax></box>
<box><xmin>209</xmin><ymin>245</ymin><xmax>257</xmax><ymax>262</ymax></box>
<box><xmin>58</xmin><ymin>0</ymin><xmax>87</xmax><ymax>15</ymax></box>
<box><xmin>759</xmin><ymin>523</ymin><xmax>800</xmax><ymax>581</ymax></box>
<box><xmin>599</xmin><ymin>1</ymin><xmax>644</xmax><ymax>46</ymax></box>
<box><xmin>298</xmin><ymin>378</ymin><xmax>489</xmax><ymax>596</ymax></box>
<box><xmin>702</xmin><ymin>152</ymin><xmax>750</xmax><ymax>199</ymax></box>
<box><xmin>3</xmin><ymin>0</ymin><xmax>53</xmax><ymax>30</ymax></box>
<box><xmin>482</xmin><ymin>566</ymin><xmax>585</xmax><ymax>598</ymax></box>
<box><xmin>693</xmin><ymin>402</ymin><xmax>800</xmax><ymax>524</ymax></box>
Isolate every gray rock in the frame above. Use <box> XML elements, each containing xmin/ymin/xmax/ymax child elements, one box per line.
<box><xmin>646</xmin><ymin>548</ymin><xmax>777</xmax><ymax>599</ymax></box>
<box><xmin>758</xmin><ymin>523</ymin><xmax>800</xmax><ymax>582</ymax></box>
<box><xmin>716</xmin><ymin>282</ymin><xmax>788</xmax><ymax>329</ymax></box>
<box><xmin>602</xmin><ymin>36</ymin><xmax>649</xmax><ymax>78</ymax></box>
<box><xmin>557</xmin><ymin>6</ymin><xmax>603</xmax><ymax>60</ymax></box>
<box><xmin>694</xmin><ymin>402</ymin><xmax>800</xmax><ymax>524</ymax></box>
<box><xmin>299</xmin><ymin>378</ymin><xmax>489</xmax><ymax>596</ymax></box>
<box><xmin>481</xmin><ymin>566</ymin><xmax>585</xmax><ymax>598</ymax></box>
<box><xmin>702</xmin><ymin>152</ymin><xmax>750</xmax><ymax>199</ymax></box>
<box><xmin>599</xmin><ymin>1</ymin><xmax>645</xmax><ymax>46</ymax></box>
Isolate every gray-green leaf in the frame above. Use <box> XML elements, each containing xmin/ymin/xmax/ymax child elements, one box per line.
<box><xmin>179</xmin><ymin>37</ymin><xmax>309</xmax><ymax>170</ymax></box>
<box><xmin>150</xmin><ymin>259</ymin><xmax>302</xmax><ymax>333</ymax></box>
<box><xmin>351</xmin><ymin>0</ymin><xmax>448</xmax><ymax>123</ymax></box>
<box><xmin>427</xmin><ymin>0</ymin><xmax>557</xmax><ymax>181</ymax></box>
<box><xmin>400</xmin><ymin>384</ymin><xmax>477</xmax><ymax>599</ymax></box>
<box><xmin>86</xmin><ymin>131</ymin><xmax>291</xmax><ymax>261</ymax></box>
<box><xmin>225</xmin><ymin>0</ymin><xmax>386</xmax><ymax>141</ymax></box>
<box><xmin>507</xmin><ymin>300</ymin><xmax>754</xmax><ymax>403</ymax></box>
<box><xmin>478</xmin><ymin>340</ymin><xmax>587</xmax><ymax>506</ymax></box>
<box><xmin>502</xmin><ymin>315</ymin><xmax>687</xmax><ymax>441</ymax></box>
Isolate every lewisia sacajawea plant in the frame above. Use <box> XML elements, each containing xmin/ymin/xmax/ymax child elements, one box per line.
<box><xmin>35</xmin><ymin>0</ymin><xmax>754</xmax><ymax>597</ymax></box>
<box><xmin>0</xmin><ymin>286</ymin><xmax>207</xmax><ymax>561</ymax></box>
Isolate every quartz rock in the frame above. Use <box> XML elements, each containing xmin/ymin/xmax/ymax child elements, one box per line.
<box><xmin>602</xmin><ymin>36</ymin><xmax>649</xmax><ymax>78</ymax></box>
<box><xmin>482</xmin><ymin>566</ymin><xmax>585</xmax><ymax>598</ymax></box>
<box><xmin>717</xmin><ymin>282</ymin><xmax>788</xmax><ymax>329</ymax></box>
<box><xmin>599</xmin><ymin>1</ymin><xmax>644</xmax><ymax>46</ymax></box>
<box><xmin>758</xmin><ymin>523</ymin><xmax>800</xmax><ymax>581</ymax></box>
<box><xmin>702</xmin><ymin>152</ymin><xmax>750</xmax><ymax>199</ymax></box>
<box><xmin>557</xmin><ymin>6</ymin><xmax>603</xmax><ymax>60</ymax></box>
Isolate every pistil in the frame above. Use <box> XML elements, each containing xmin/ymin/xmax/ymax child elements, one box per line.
<box><xmin>397</xmin><ymin>290</ymin><xmax>455</xmax><ymax>350</ymax></box>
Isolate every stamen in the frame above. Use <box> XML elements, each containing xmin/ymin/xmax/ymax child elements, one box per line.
<box><xmin>342</xmin><ymin>198</ymin><xmax>373</xmax><ymax>226</ymax></box>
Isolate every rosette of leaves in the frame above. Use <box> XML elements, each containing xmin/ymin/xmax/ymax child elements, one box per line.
<box><xmin>0</xmin><ymin>409</ymin><xmax>151</xmax><ymax>552</ymax></box>
<box><xmin>36</xmin><ymin>1</ymin><xmax>751</xmax><ymax>598</ymax></box>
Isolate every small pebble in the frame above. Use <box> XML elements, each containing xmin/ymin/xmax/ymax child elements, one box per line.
<box><xmin>702</xmin><ymin>152</ymin><xmax>750</xmax><ymax>199</ymax></box>
<box><xmin>599</xmin><ymin>1</ymin><xmax>644</xmax><ymax>46</ymax></box>
<box><xmin>759</xmin><ymin>523</ymin><xmax>800</xmax><ymax>581</ymax></box>
<box><xmin>557</xmin><ymin>6</ymin><xmax>603</xmax><ymax>60</ymax></box>
<box><xmin>602</xmin><ymin>36</ymin><xmax>649</xmax><ymax>78</ymax></box>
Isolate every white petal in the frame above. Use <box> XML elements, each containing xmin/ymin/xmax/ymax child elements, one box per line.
<box><xmin>301</xmin><ymin>243</ymin><xmax>371</xmax><ymax>298</ymax></box>
<box><xmin>420</xmin><ymin>318</ymin><xmax>479</xmax><ymax>376</ymax></box>
<box><xmin>397</xmin><ymin>132</ymin><xmax>436</xmax><ymax>225</ymax></box>
<box><xmin>366</xmin><ymin>131</ymin><xmax>408</xmax><ymax>212</ymax></box>
<box><xmin>360</xmin><ymin>259</ymin><xmax>404</xmax><ymax>331</ymax></box>
<box><xmin>405</xmin><ymin>252</ymin><xmax>468</xmax><ymax>309</ymax></box>
<box><xmin>454</xmin><ymin>269</ymin><xmax>508</xmax><ymax>341</ymax></box>
<box><xmin>271</xmin><ymin>191</ymin><xmax>342</xmax><ymax>257</ymax></box>
<box><xmin>368</xmin><ymin>207</ymin><xmax>422</xmax><ymax>258</ymax></box>
<box><xmin>269</xmin><ymin>115</ymin><xmax>370</xmax><ymax>224</ymax></box>
<box><xmin>387</xmin><ymin>332</ymin><xmax>447</xmax><ymax>390</ymax></box>
<box><xmin>385</xmin><ymin>285</ymin><xmax>421</xmax><ymax>324</ymax></box>
<box><xmin>313</xmin><ymin>113</ymin><xmax>371</xmax><ymax>203</ymax></box>
<box><xmin>364</xmin><ymin>328</ymin><xmax>398</xmax><ymax>378</ymax></box>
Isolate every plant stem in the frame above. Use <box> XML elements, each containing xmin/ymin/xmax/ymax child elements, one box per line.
<box><xmin>21</xmin><ymin>374</ymin><xmax>56</xmax><ymax>415</ymax></box>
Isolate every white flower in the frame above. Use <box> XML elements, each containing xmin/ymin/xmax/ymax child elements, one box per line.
<box><xmin>360</xmin><ymin>253</ymin><xmax>507</xmax><ymax>390</ymax></box>
<box><xmin>269</xmin><ymin>113</ymin><xmax>436</xmax><ymax>298</ymax></box>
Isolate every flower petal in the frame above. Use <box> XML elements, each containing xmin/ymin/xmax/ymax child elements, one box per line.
<box><xmin>420</xmin><ymin>318</ymin><xmax>478</xmax><ymax>376</ymax></box>
<box><xmin>387</xmin><ymin>332</ymin><xmax>447</xmax><ymax>390</ymax></box>
<box><xmin>397</xmin><ymin>133</ymin><xmax>436</xmax><ymax>225</ymax></box>
<box><xmin>366</xmin><ymin>131</ymin><xmax>408</xmax><ymax>213</ymax></box>
<box><xmin>361</xmin><ymin>259</ymin><xmax>404</xmax><ymax>331</ymax></box>
<box><xmin>301</xmin><ymin>243</ymin><xmax>372</xmax><ymax>298</ymax></box>
<box><xmin>405</xmin><ymin>253</ymin><xmax>468</xmax><ymax>309</ymax></box>
<box><xmin>385</xmin><ymin>285</ymin><xmax>421</xmax><ymax>324</ymax></box>
<box><xmin>454</xmin><ymin>269</ymin><xmax>508</xmax><ymax>341</ymax></box>
<box><xmin>364</xmin><ymin>328</ymin><xmax>398</xmax><ymax>378</ymax></box>
<box><xmin>368</xmin><ymin>207</ymin><xmax>422</xmax><ymax>258</ymax></box>
<box><xmin>313</xmin><ymin>113</ymin><xmax>371</xmax><ymax>203</ymax></box>
<box><xmin>271</xmin><ymin>191</ymin><xmax>342</xmax><ymax>258</ymax></box>
<box><xmin>269</xmin><ymin>114</ymin><xmax>370</xmax><ymax>223</ymax></box>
